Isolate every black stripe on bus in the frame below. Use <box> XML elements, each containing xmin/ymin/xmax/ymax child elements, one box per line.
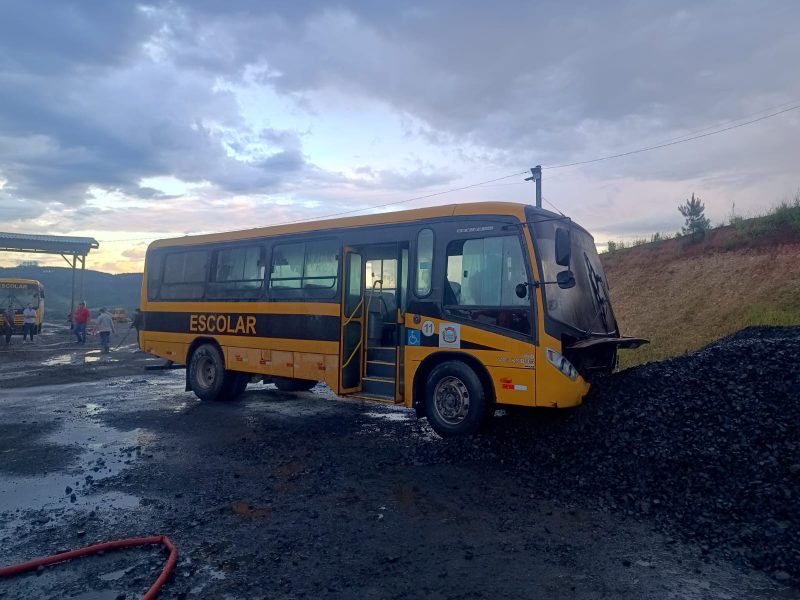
<box><xmin>416</xmin><ymin>332</ymin><xmax>499</xmax><ymax>351</ymax></box>
<box><xmin>143</xmin><ymin>311</ymin><xmax>340</xmax><ymax>342</ymax></box>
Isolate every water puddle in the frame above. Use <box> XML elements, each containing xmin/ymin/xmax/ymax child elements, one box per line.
<box><xmin>363</xmin><ymin>411</ymin><xmax>411</xmax><ymax>422</ymax></box>
<box><xmin>0</xmin><ymin>421</ymin><xmax>150</xmax><ymax>516</ymax></box>
<box><xmin>82</xmin><ymin>403</ymin><xmax>106</xmax><ymax>416</ymax></box>
<box><xmin>188</xmin><ymin>566</ymin><xmax>228</xmax><ymax>595</ymax></box>
<box><xmin>85</xmin><ymin>354</ymin><xmax>119</xmax><ymax>364</ymax></box>
<box><xmin>41</xmin><ymin>353</ymin><xmax>77</xmax><ymax>366</ymax></box>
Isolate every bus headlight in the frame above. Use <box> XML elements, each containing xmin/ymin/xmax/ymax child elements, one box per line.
<box><xmin>546</xmin><ymin>348</ymin><xmax>578</xmax><ymax>381</ymax></box>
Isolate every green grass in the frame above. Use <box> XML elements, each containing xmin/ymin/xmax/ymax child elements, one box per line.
<box><xmin>736</xmin><ymin>299</ymin><xmax>800</xmax><ymax>329</ymax></box>
<box><xmin>732</xmin><ymin>193</ymin><xmax>800</xmax><ymax>243</ymax></box>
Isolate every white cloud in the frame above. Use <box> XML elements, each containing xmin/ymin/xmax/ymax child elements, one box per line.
<box><xmin>0</xmin><ymin>1</ymin><xmax>798</xmax><ymax>271</ymax></box>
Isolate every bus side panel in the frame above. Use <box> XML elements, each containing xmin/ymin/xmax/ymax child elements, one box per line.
<box><xmin>403</xmin><ymin>315</ymin><xmax>537</xmax><ymax>409</ymax></box>
<box><xmin>140</xmin><ymin>329</ymin><xmax>341</xmax><ymax>389</ymax></box>
<box><xmin>145</xmin><ymin>338</ymin><xmax>189</xmax><ymax>364</ymax></box>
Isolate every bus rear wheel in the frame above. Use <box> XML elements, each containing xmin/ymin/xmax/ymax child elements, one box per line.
<box><xmin>188</xmin><ymin>343</ymin><xmax>245</xmax><ymax>401</ymax></box>
<box><xmin>273</xmin><ymin>377</ymin><xmax>317</xmax><ymax>392</ymax></box>
<box><xmin>425</xmin><ymin>361</ymin><xmax>489</xmax><ymax>437</ymax></box>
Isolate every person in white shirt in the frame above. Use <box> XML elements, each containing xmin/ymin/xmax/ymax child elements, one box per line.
<box><xmin>22</xmin><ymin>303</ymin><xmax>37</xmax><ymax>343</ymax></box>
<box><xmin>96</xmin><ymin>307</ymin><xmax>115</xmax><ymax>353</ymax></box>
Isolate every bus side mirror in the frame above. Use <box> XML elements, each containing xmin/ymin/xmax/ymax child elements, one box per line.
<box><xmin>557</xmin><ymin>270</ymin><xmax>576</xmax><ymax>289</ymax></box>
<box><xmin>555</xmin><ymin>228</ymin><xmax>571</xmax><ymax>267</ymax></box>
<box><xmin>515</xmin><ymin>283</ymin><xmax>528</xmax><ymax>299</ymax></box>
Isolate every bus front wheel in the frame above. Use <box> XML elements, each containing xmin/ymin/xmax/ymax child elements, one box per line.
<box><xmin>425</xmin><ymin>361</ymin><xmax>489</xmax><ymax>437</ymax></box>
<box><xmin>188</xmin><ymin>343</ymin><xmax>244</xmax><ymax>401</ymax></box>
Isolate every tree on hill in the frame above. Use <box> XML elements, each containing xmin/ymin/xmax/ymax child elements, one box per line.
<box><xmin>679</xmin><ymin>193</ymin><xmax>711</xmax><ymax>241</ymax></box>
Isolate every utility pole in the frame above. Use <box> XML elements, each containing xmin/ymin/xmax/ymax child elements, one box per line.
<box><xmin>525</xmin><ymin>166</ymin><xmax>542</xmax><ymax>208</ymax></box>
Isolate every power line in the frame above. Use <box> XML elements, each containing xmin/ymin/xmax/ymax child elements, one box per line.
<box><xmin>543</xmin><ymin>103</ymin><xmax>800</xmax><ymax>170</ymax></box>
<box><xmin>649</xmin><ymin>98</ymin><xmax>800</xmax><ymax>146</ymax></box>
<box><xmin>541</xmin><ymin>196</ymin><xmax>565</xmax><ymax>216</ymax></box>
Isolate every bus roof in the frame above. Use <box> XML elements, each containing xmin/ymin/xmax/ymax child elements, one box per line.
<box><xmin>0</xmin><ymin>278</ymin><xmax>42</xmax><ymax>286</ymax></box>
<box><xmin>149</xmin><ymin>201</ymin><xmax>564</xmax><ymax>249</ymax></box>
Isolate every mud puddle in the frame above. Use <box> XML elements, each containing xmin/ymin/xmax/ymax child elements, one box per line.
<box><xmin>0</xmin><ymin>419</ymin><xmax>152</xmax><ymax>518</ymax></box>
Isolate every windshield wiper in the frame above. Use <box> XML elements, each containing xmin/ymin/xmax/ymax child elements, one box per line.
<box><xmin>581</xmin><ymin>254</ymin><xmax>617</xmax><ymax>338</ymax></box>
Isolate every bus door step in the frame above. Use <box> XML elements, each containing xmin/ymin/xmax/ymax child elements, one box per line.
<box><xmin>350</xmin><ymin>393</ymin><xmax>397</xmax><ymax>404</ymax></box>
<box><xmin>361</xmin><ymin>376</ymin><xmax>396</xmax><ymax>400</ymax></box>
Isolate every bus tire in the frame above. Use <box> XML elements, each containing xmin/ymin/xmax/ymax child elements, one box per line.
<box><xmin>188</xmin><ymin>343</ymin><xmax>228</xmax><ymax>401</ymax></box>
<box><xmin>273</xmin><ymin>377</ymin><xmax>317</xmax><ymax>392</ymax></box>
<box><xmin>425</xmin><ymin>360</ymin><xmax>489</xmax><ymax>437</ymax></box>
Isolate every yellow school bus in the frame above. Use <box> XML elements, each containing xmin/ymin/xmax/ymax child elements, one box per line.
<box><xmin>0</xmin><ymin>278</ymin><xmax>45</xmax><ymax>333</ymax></box>
<box><xmin>140</xmin><ymin>202</ymin><xmax>645</xmax><ymax>437</ymax></box>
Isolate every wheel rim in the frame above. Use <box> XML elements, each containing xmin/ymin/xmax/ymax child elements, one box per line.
<box><xmin>196</xmin><ymin>354</ymin><xmax>217</xmax><ymax>389</ymax></box>
<box><xmin>433</xmin><ymin>376</ymin><xmax>470</xmax><ymax>425</ymax></box>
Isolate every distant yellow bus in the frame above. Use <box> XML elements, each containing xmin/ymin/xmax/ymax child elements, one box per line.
<box><xmin>141</xmin><ymin>202</ymin><xmax>644</xmax><ymax>437</ymax></box>
<box><xmin>0</xmin><ymin>278</ymin><xmax>45</xmax><ymax>334</ymax></box>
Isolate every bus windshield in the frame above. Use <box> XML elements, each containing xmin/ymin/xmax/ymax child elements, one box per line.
<box><xmin>531</xmin><ymin>219</ymin><xmax>617</xmax><ymax>336</ymax></box>
<box><xmin>0</xmin><ymin>282</ymin><xmax>40</xmax><ymax>308</ymax></box>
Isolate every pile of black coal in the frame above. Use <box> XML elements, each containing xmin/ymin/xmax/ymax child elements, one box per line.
<box><xmin>412</xmin><ymin>326</ymin><xmax>800</xmax><ymax>583</ymax></box>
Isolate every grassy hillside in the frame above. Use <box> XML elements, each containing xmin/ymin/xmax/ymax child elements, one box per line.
<box><xmin>602</xmin><ymin>205</ymin><xmax>800</xmax><ymax>368</ymax></box>
<box><xmin>0</xmin><ymin>266</ymin><xmax>142</xmax><ymax>320</ymax></box>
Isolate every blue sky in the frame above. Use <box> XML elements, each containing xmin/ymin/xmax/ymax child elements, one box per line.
<box><xmin>0</xmin><ymin>1</ymin><xmax>798</xmax><ymax>272</ymax></box>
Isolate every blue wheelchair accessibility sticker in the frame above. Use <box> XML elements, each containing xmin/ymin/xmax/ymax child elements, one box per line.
<box><xmin>407</xmin><ymin>329</ymin><xmax>421</xmax><ymax>346</ymax></box>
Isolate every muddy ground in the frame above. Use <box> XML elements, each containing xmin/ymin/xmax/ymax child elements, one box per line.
<box><xmin>0</xmin><ymin>324</ymin><xmax>796</xmax><ymax>599</ymax></box>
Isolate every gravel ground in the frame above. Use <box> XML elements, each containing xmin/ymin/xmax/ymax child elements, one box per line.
<box><xmin>0</xmin><ymin>325</ymin><xmax>797</xmax><ymax>598</ymax></box>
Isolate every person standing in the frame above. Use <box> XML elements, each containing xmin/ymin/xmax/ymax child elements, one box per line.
<box><xmin>3</xmin><ymin>304</ymin><xmax>14</xmax><ymax>345</ymax></box>
<box><xmin>131</xmin><ymin>308</ymin><xmax>143</xmax><ymax>332</ymax></box>
<box><xmin>96</xmin><ymin>307</ymin><xmax>115</xmax><ymax>353</ymax></box>
<box><xmin>22</xmin><ymin>303</ymin><xmax>37</xmax><ymax>343</ymax></box>
<box><xmin>73</xmin><ymin>301</ymin><xmax>90</xmax><ymax>345</ymax></box>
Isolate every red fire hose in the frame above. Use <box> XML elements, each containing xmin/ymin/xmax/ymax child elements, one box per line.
<box><xmin>0</xmin><ymin>535</ymin><xmax>177</xmax><ymax>600</ymax></box>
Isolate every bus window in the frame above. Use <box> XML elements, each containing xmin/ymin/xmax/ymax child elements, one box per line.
<box><xmin>270</xmin><ymin>239</ymin><xmax>338</xmax><ymax>296</ymax></box>
<box><xmin>209</xmin><ymin>245</ymin><xmax>264</xmax><ymax>298</ymax></box>
<box><xmin>146</xmin><ymin>252</ymin><xmax>164</xmax><ymax>301</ymax></box>
<box><xmin>161</xmin><ymin>250</ymin><xmax>208</xmax><ymax>300</ymax></box>
<box><xmin>415</xmin><ymin>228</ymin><xmax>433</xmax><ymax>297</ymax></box>
<box><xmin>303</xmin><ymin>240</ymin><xmax>338</xmax><ymax>289</ymax></box>
<box><xmin>444</xmin><ymin>235</ymin><xmax>531</xmax><ymax>335</ymax></box>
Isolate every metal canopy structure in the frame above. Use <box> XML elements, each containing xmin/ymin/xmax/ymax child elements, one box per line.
<box><xmin>0</xmin><ymin>232</ymin><xmax>100</xmax><ymax>316</ymax></box>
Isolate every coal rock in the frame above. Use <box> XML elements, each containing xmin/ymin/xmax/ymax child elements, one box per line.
<box><xmin>412</xmin><ymin>326</ymin><xmax>800</xmax><ymax>583</ymax></box>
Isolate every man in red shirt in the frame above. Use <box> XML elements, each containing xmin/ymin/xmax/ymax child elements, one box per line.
<box><xmin>73</xmin><ymin>301</ymin><xmax>90</xmax><ymax>345</ymax></box>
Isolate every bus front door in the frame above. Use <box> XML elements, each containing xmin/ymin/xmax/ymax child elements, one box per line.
<box><xmin>339</xmin><ymin>250</ymin><xmax>364</xmax><ymax>394</ymax></box>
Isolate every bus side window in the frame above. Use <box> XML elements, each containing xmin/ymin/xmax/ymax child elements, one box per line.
<box><xmin>160</xmin><ymin>250</ymin><xmax>208</xmax><ymax>300</ymax></box>
<box><xmin>269</xmin><ymin>239</ymin><xmax>339</xmax><ymax>298</ymax></box>
<box><xmin>208</xmin><ymin>245</ymin><xmax>264</xmax><ymax>299</ymax></box>
<box><xmin>303</xmin><ymin>240</ymin><xmax>338</xmax><ymax>290</ymax></box>
<box><xmin>415</xmin><ymin>228</ymin><xmax>434</xmax><ymax>297</ymax></box>
<box><xmin>270</xmin><ymin>243</ymin><xmax>304</xmax><ymax>290</ymax></box>
<box><xmin>443</xmin><ymin>234</ymin><xmax>531</xmax><ymax>336</ymax></box>
<box><xmin>445</xmin><ymin>235</ymin><xmax>527</xmax><ymax>307</ymax></box>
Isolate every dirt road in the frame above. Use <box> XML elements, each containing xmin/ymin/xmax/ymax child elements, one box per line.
<box><xmin>0</xmin><ymin>325</ymin><xmax>795</xmax><ymax>598</ymax></box>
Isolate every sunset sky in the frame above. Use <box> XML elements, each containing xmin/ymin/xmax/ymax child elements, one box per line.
<box><xmin>1</xmin><ymin>1</ymin><xmax>798</xmax><ymax>273</ymax></box>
